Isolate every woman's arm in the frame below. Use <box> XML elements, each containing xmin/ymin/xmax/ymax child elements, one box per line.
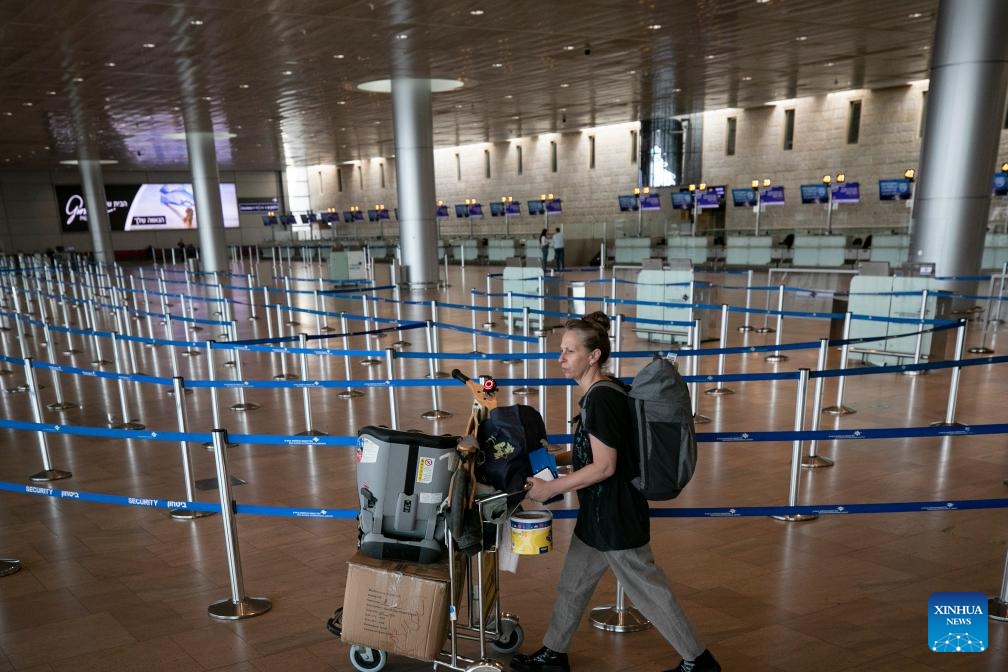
<box><xmin>526</xmin><ymin>434</ymin><xmax>616</xmax><ymax>502</ymax></box>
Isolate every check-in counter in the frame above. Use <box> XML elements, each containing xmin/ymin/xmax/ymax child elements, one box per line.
<box><xmin>982</xmin><ymin>233</ymin><xmax>1008</xmax><ymax>269</ymax></box>
<box><xmin>450</xmin><ymin>239</ymin><xmax>479</xmax><ymax>263</ymax></box>
<box><xmin>847</xmin><ymin>272</ymin><xmax>943</xmax><ymax>366</ymax></box>
<box><xmin>632</xmin><ymin>266</ymin><xmax>711</xmax><ymax>344</ymax></box>
<box><xmin>487</xmin><ymin>238</ymin><xmax>517</xmax><ymax>263</ymax></box>
<box><xmin>869</xmin><ymin>235</ymin><xmax>910</xmax><ymax>267</ymax></box>
<box><xmin>791</xmin><ymin>234</ymin><xmax>846</xmax><ymax>267</ymax></box>
<box><xmin>327</xmin><ymin>249</ymin><xmax>367</xmax><ymax>280</ymax></box>
<box><xmin>665</xmin><ymin>236</ymin><xmax>710</xmax><ymax>266</ymax></box>
<box><xmin>725</xmin><ymin>235</ymin><xmax>772</xmax><ymax>266</ymax></box>
<box><xmin>521</xmin><ymin>238</ymin><xmax>553</xmax><ymax>264</ymax></box>
<box><xmin>613</xmin><ymin>237</ymin><xmax>653</xmax><ymax>265</ymax></box>
<box><xmin>501</xmin><ymin>261</ymin><xmax>563</xmax><ymax>330</ymax></box>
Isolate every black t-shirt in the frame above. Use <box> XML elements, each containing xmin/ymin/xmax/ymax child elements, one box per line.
<box><xmin>572</xmin><ymin>382</ymin><xmax>650</xmax><ymax>551</ymax></box>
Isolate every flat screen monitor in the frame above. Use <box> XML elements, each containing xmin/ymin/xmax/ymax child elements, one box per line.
<box><xmin>468</xmin><ymin>203</ymin><xmax>484</xmax><ymax>218</ymax></box>
<box><xmin>352</xmin><ymin>210</ymin><xmax>365</xmax><ymax>222</ymax></box>
<box><xmin>670</xmin><ymin>191</ymin><xmax>692</xmax><ymax>210</ymax></box>
<box><xmin>640</xmin><ymin>193</ymin><xmax>661</xmax><ymax>211</ymax></box>
<box><xmin>732</xmin><ymin>188</ymin><xmax>757</xmax><ymax>207</ymax></box>
<box><xmin>505</xmin><ymin>201</ymin><xmax>521</xmax><ymax>215</ymax></box>
<box><xmin>283</xmin><ymin>214</ymin><xmax>298</xmax><ymax>226</ymax></box>
<box><xmin>546</xmin><ymin>198</ymin><xmax>562</xmax><ymax>214</ymax></box>
<box><xmin>490</xmin><ymin>202</ymin><xmax>505</xmax><ymax>216</ymax></box>
<box><xmin>342</xmin><ymin>211</ymin><xmax>353</xmax><ymax>223</ymax></box>
<box><xmin>527</xmin><ymin>200</ymin><xmax>545</xmax><ymax>215</ymax></box>
<box><xmin>617</xmin><ymin>195</ymin><xmax>638</xmax><ymax>212</ymax></box>
<box><xmin>436</xmin><ymin>204</ymin><xmax>449</xmax><ymax>219</ymax></box>
<box><xmin>454</xmin><ymin>204</ymin><xmax>469</xmax><ymax>218</ymax></box>
<box><xmin>323</xmin><ymin>212</ymin><xmax>340</xmax><ymax>223</ymax></box>
<box><xmin>307</xmin><ymin>212</ymin><xmax>318</xmax><ymax>223</ymax></box>
<box><xmin>879</xmin><ymin>178</ymin><xmax>912</xmax><ymax>201</ymax></box>
<box><xmin>367</xmin><ymin>209</ymin><xmax>379</xmax><ymax>222</ymax></box>
<box><xmin>697</xmin><ymin>190</ymin><xmax>721</xmax><ymax>210</ymax></box>
<box><xmin>994</xmin><ymin>172</ymin><xmax>1008</xmax><ymax>196</ymax></box>
<box><xmin>800</xmin><ymin>184</ymin><xmax>829</xmax><ymax>204</ymax></box>
<box><xmin>832</xmin><ymin>182</ymin><xmax>860</xmax><ymax>203</ymax></box>
<box><xmin>378</xmin><ymin>209</ymin><xmax>391</xmax><ymax>221</ymax></box>
<box><xmin>299</xmin><ymin>214</ymin><xmax>310</xmax><ymax>224</ymax></box>
<box><xmin>762</xmin><ymin>185</ymin><xmax>785</xmax><ymax>205</ymax></box>
<box><xmin>262</xmin><ymin>215</ymin><xmax>278</xmax><ymax>226</ymax></box>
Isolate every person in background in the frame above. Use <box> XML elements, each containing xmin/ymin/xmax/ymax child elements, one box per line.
<box><xmin>552</xmin><ymin>226</ymin><xmax>565</xmax><ymax>271</ymax></box>
<box><xmin>539</xmin><ymin>228</ymin><xmax>550</xmax><ymax>270</ymax></box>
<box><xmin>510</xmin><ymin>312</ymin><xmax>720</xmax><ymax>672</ymax></box>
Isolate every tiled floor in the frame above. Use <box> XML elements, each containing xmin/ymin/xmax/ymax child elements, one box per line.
<box><xmin>1</xmin><ymin>258</ymin><xmax>1006</xmax><ymax>671</ymax></box>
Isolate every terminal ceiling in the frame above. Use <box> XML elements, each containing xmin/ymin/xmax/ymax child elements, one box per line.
<box><xmin>0</xmin><ymin>0</ymin><xmax>939</xmax><ymax>172</ymax></box>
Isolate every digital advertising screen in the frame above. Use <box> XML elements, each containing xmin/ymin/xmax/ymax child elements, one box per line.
<box><xmin>367</xmin><ymin>209</ymin><xmax>379</xmax><ymax>222</ymax></box>
<box><xmin>261</xmin><ymin>215</ymin><xmax>278</xmax><ymax>226</ymax></box>
<box><xmin>670</xmin><ymin>191</ymin><xmax>693</xmax><ymax>210</ymax></box>
<box><xmin>617</xmin><ymin>195</ymin><xmax>638</xmax><ymax>212</ymax></box>
<box><xmin>527</xmin><ymin>200</ymin><xmax>545</xmax><ymax>215</ymax></box>
<box><xmin>454</xmin><ymin>204</ymin><xmax>469</xmax><ymax>218</ymax></box>
<box><xmin>761</xmin><ymin>185</ymin><xmax>785</xmax><ymax>205</ymax></box>
<box><xmin>879</xmin><ymin>178</ymin><xmax>913</xmax><ymax>201</ymax></box>
<box><xmin>697</xmin><ymin>189</ymin><xmax>721</xmax><ymax>210</ymax></box>
<box><xmin>490</xmin><ymin>202</ymin><xmax>505</xmax><ymax>216</ymax></box>
<box><xmin>299</xmin><ymin>214</ymin><xmax>310</xmax><ymax>224</ymax></box>
<box><xmin>436</xmin><ymin>204</ymin><xmax>450</xmax><ymax>219</ymax></box>
<box><xmin>640</xmin><ymin>193</ymin><xmax>661</xmax><ymax>211</ymax></box>
<box><xmin>468</xmin><ymin>203</ymin><xmax>484</xmax><ymax>218</ymax></box>
<box><xmin>994</xmin><ymin>172</ymin><xmax>1008</xmax><ymax>196</ymax></box>
<box><xmin>342</xmin><ymin>211</ymin><xmax>354</xmax><ymax>223</ymax></box>
<box><xmin>56</xmin><ymin>183</ymin><xmax>240</xmax><ymax>232</ymax></box>
<box><xmin>546</xmin><ymin>198</ymin><xmax>563</xmax><ymax>214</ymax></box>
<box><xmin>732</xmin><ymin>188</ymin><xmax>757</xmax><ymax>207</ymax></box>
<box><xmin>800</xmin><ymin>184</ymin><xmax>829</xmax><ymax>204</ymax></box>
<box><xmin>832</xmin><ymin>182</ymin><xmax>860</xmax><ymax>203</ymax></box>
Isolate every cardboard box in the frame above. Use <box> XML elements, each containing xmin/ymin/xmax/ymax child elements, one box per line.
<box><xmin>341</xmin><ymin>552</ymin><xmax>450</xmax><ymax>662</ymax></box>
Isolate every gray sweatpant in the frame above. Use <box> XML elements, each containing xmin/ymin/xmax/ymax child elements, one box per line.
<box><xmin>543</xmin><ymin>534</ymin><xmax>705</xmax><ymax>660</ymax></box>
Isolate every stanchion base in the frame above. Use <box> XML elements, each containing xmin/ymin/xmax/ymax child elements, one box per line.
<box><xmin>273</xmin><ymin>373</ymin><xmax>299</xmax><ymax>380</ymax></box>
<box><xmin>754</xmin><ymin>327</ymin><xmax>775</xmax><ymax>334</ymax></box>
<box><xmin>360</xmin><ymin>358</ymin><xmax>382</xmax><ymax>366</ymax></box>
<box><xmin>704</xmin><ymin>387</ymin><xmax>734</xmax><ymax>396</ymax></box>
<box><xmin>801</xmin><ymin>455</ymin><xmax>835</xmax><ymax>469</ymax></box>
<box><xmin>90</xmin><ymin>359</ymin><xmax>112</xmax><ymax>365</ymax></box>
<box><xmin>5</xmin><ymin>384</ymin><xmax>28</xmax><ymax>393</ymax></box>
<box><xmin>297</xmin><ymin>429</ymin><xmax>328</xmax><ymax>436</ymax></box>
<box><xmin>737</xmin><ymin>325</ymin><xmax>754</xmax><ymax>333</ymax></box>
<box><xmin>693</xmin><ymin>414</ymin><xmax>711</xmax><ymax>424</ymax></box>
<box><xmin>231</xmin><ymin>403</ymin><xmax>261</xmax><ymax>411</ymax></box>
<box><xmin>62</xmin><ymin>348</ymin><xmax>82</xmax><ymax>355</ymax></box>
<box><xmin>470</xmin><ymin>350</ymin><xmax>483</xmax><ymax>355</ymax></box>
<box><xmin>208</xmin><ymin>596</ymin><xmax>272</xmax><ymax>620</ymax></box>
<box><xmin>195</xmin><ymin>475</ymin><xmax>247</xmax><ymax>490</ymax></box>
<box><xmin>822</xmin><ymin>405</ymin><xmax>855</xmax><ymax>416</ymax></box>
<box><xmin>180</xmin><ymin>350</ymin><xmax>202</xmax><ymax>357</ymax></box>
<box><xmin>421</xmin><ymin>410</ymin><xmax>452</xmax><ymax>419</ymax></box>
<box><xmin>46</xmin><ymin>401</ymin><xmax>79</xmax><ymax>411</ymax></box>
<box><xmin>166</xmin><ymin>388</ymin><xmax>194</xmax><ymax>396</ymax></box>
<box><xmin>902</xmin><ymin>369</ymin><xmax>928</xmax><ymax>377</ymax></box>
<box><xmin>319</xmin><ymin>325</ymin><xmax>334</xmax><ymax>332</ymax></box>
<box><xmin>771</xmin><ymin>513</ymin><xmax>818</xmax><ymax>523</ymax></box>
<box><xmin>764</xmin><ymin>355</ymin><xmax>788</xmax><ymax>362</ymax></box>
<box><xmin>391</xmin><ymin>340</ymin><xmax>411</xmax><ymax>347</ymax></box>
<box><xmin>588</xmin><ymin>605</ymin><xmax>652</xmax><ymax>633</ymax></box>
<box><xmin>112</xmin><ymin>421</ymin><xmax>146</xmax><ymax>430</ymax></box>
<box><xmin>930</xmin><ymin>421</ymin><xmax>965</xmax><ymax>428</ymax></box>
<box><xmin>482</xmin><ymin>321</ymin><xmax>497</xmax><ymax>328</ymax></box>
<box><xmin>989</xmin><ymin>597</ymin><xmax>1008</xmax><ymax>622</ymax></box>
<box><xmin>0</xmin><ymin>559</ymin><xmax>21</xmax><ymax>576</ymax></box>
<box><xmin>968</xmin><ymin>347</ymin><xmax>994</xmax><ymax>354</ymax></box>
<box><xmin>169</xmin><ymin>509</ymin><xmax>215</xmax><ymax>520</ymax></box>
<box><xmin>223</xmin><ymin>360</ymin><xmax>237</xmax><ymax>368</ymax></box>
<box><xmin>0</xmin><ymin>369</ymin><xmax>12</xmax><ymax>376</ymax></box>
<box><xmin>202</xmin><ymin>441</ymin><xmax>240</xmax><ymax>451</ymax></box>
<box><xmin>285</xmin><ymin>321</ymin><xmax>300</xmax><ymax>327</ymax></box>
<box><xmin>29</xmin><ymin>468</ymin><xmax>72</xmax><ymax>482</ymax></box>
<box><xmin>338</xmin><ymin>389</ymin><xmax>365</xmax><ymax>399</ymax></box>
<box><xmin>512</xmin><ymin>387</ymin><xmax>538</xmax><ymax>396</ymax></box>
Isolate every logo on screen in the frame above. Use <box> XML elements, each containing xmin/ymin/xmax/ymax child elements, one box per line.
<box><xmin>928</xmin><ymin>592</ymin><xmax>986</xmax><ymax>652</ymax></box>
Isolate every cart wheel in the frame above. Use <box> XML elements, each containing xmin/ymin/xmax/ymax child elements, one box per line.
<box><xmin>325</xmin><ymin>607</ymin><xmax>342</xmax><ymax>637</ymax></box>
<box><xmin>490</xmin><ymin>619</ymin><xmax>524</xmax><ymax>654</ymax></box>
<box><xmin>465</xmin><ymin>661</ymin><xmax>504</xmax><ymax>672</ymax></box>
<box><xmin>349</xmin><ymin>645</ymin><xmax>387</xmax><ymax>672</ymax></box>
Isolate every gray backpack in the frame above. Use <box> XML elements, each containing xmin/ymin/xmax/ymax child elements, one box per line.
<box><xmin>596</xmin><ymin>356</ymin><xmax>697</xmax><ymax>500</ymax></box>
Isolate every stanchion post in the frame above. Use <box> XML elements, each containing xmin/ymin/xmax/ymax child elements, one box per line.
<box><xmin>802</xmin><ymin>339</ymin><xmax>834</xmax><ymax>468</ymax></box>
<box><xmin>0</xmin><ymin>558</ymin><xmax>21</xmax><ymax>577</ymax></box>
<box><xmin>421</xmin><ymin>322</ymin><xmax>451</xmax><ymax>419</ymax></box>
<box><xmin>589</xmin><ymin>581</ymin><xmax>652</xmax><ymax>632</ymax></box>
<box><xmin>989</xmin><ymin>546</ymin><xmax>1008</xmax><ymax>621</ymax></box>
<box><xmin>690</xmin><ymin>319</ymin><xmax>710</xmax><ymax>424</ymax></box>
<box><xmin>428</xmin><ymin>300</ymin><xmax>447</xmax><ymax>376</ymax></box>
<box><xmin>705</xmin><ymin>304</ymin><xmax>734</xmax><ymax>395</ymax></box>
<box><xmin>764</xmin><ymin>286</ymin><xmax>788</xmax><ymax>362</ymax></box>
<box><xmin>109</xmin><ymin>333</ymin><xmax>145</xmax><ymax>429</ymax></box>
<box><xmin>359</xmin><ymin>295</ymin><xmax>382</xmax><ymax>366</ymax></box>
<box><xmin>338</xmin><ymin>313</ymin><xmax>364</xmax><ymax>398</ymax></box>
<box><xmin>906</xmin><ymin>289</ymin><xmax>936</xmax><ymax>370</ymax></box>
<box><xmin>738</xmin><ymin>269</ymin><xmax>754</xmax><ymax>332</ymax></box>
<box><xmin>613</xmin><ymin>314</ymin><xmax>623</xmax><ymax>379</ymax></box>
<box><xmin>469</xmin><ymin>289</ymin><xmax>481</xmax><ymax>354</ymax></box>
<box><xmin>514</xmin><ymin>307</ymin><xmax>536</xmax><ymax>396</ymax></box>
<box><xmin>538</xmin><ymin>335</ymin><xmax>548</xmax><ymax>418</ymax></box>
<box><xmin>482</xmin><ymin>275</ymin><xmax>496</xmax><ymax>328</ymax></box>
<box><xmin>42</xmin><ymin>324</ymin><xmax>78</xmax><ymax>411</ymax></box>
<box><xmin>22</xmin><ymin>357</ymin><xmax>72</xmax><ymax>482</ymax></box>
<box><xmin>930</xmin><ymin>318</ymin><xmax>967</xmax><ymax>428</ymax></box>
<box><xmin>772</xmin><ymin>368</ymin><xmax>817</xmax><ymax>522</ymax></box>
<box><xmin>385</xmin><ymin>347</ymin><xmax>399</xmax><ymax>430</ymax></box>
<box><xmin>169</xmin><ymin>376</ymin><xmax>214</xmax><ymax>520</ymax></box>
<box><xmin>206</xmin><ymin>428</ymin><xmax>272</xmax><ymax>620</ymax></box>
<box><xmin>823</xmin><ymin>312</ymin><xmax>856</xmax><ymax>415</ymax></box>
<box><xmin>296</xmin><ymin>333</ymin><xmax>327</xmax><ymax>435</ymax></box>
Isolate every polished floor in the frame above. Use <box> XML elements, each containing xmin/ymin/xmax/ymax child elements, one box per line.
<box><xmin>0</xmin><ymin>257</ymin><xmax>1006</xmax><ymax>671</ymax></box>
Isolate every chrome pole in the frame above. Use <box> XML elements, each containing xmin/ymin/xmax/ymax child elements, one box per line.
<box><xmin>296</xmin><ymin>333</ymin><xmax>326</xmax><ymax>435</ymax></box>
<box><xmin>931</xmin><ymin>319</ymin><xmax>967</xmax><ymax>428</ymax></box>
<box><xmin>169</xmin><ymin>376</ymin><xmax>214</xmax><ymax>520</ymax></box>
<box><xmin>772</xmin><ymin>368</ymin><xmax>817</xmax><ymax>522</ymax></box>
<box><xmin>385</xmin><ymin>347</ymin><xmax>399</xmax><ymax>430</ymax></box>
<box><xmin>22</xmin><ymin>357</ymin><xmax>72</xmax><ymax>482</ymax></box>
<box><xmin>738</xmin><ymin>269</ymin><xmax>754</xmax><ymax>332</ymax></box>
<box><xmin>705</xmin><ymin>304</ymin><xmax>734</xmax><ymax>395</ymax></box>
<box><xmin>822</xmin><ymin>312</ymin><xmax>856</xmax><ymax>415</ymax></box>
<box><xmin>802</xmin><ymin>339</ymin><xmax>834</xmax><ymax>468</ymax></box>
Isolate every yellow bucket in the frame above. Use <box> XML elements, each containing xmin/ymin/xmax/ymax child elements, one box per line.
<box><xmin>510</xmin><ymin>511</ymin><xmax>553</xmax><ymax>555</ymax></box>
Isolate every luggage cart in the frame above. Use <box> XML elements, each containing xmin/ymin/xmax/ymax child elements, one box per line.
<box><xmin>330</xmin><ymin>371</ymin><xmax>526</xmax><ymax>671</ymax></box>
<box><xmin>330</xmin><ymin>488</ymin><xmax>524</xmax><ymax>672</ymax></box>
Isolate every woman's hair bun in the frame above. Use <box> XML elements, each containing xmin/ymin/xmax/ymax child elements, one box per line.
<box><xmin>582</xmin><ymin>311</ymin><xmax>610</xmax><ymax>332</ymax></box>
